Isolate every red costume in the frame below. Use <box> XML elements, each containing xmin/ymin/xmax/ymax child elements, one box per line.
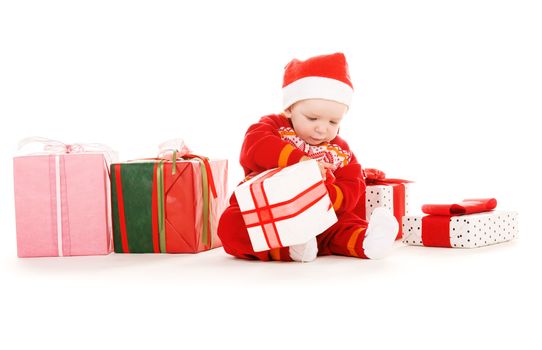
<box><xmin>217</xmin><ymin>113</ymin><xmax>372</xmax><ymax>261</ymax></box>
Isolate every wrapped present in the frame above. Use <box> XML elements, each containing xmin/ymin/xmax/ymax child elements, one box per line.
<box><xmin>13</xmin><ymin>137</ymin><xmax>115</xmax><ymax>257</ymax></box>
<box><xmin>402</xmin><ymin>199</ymin><xmax>518</xmax><ymax>248</ymax></box>
<box><xmin>235</xmin><ymin>159</ymin><xmax>337</xmax><ymax>252</ymax></box>
<box><xmin>360</xmin><ymin>168</ymin><xmax>412</xmax><ymax>240</ymax></box>
<box><xmin>110</xmin><ymin>140</ymin><xmax>227</xmax><ymax>253</ymax></box>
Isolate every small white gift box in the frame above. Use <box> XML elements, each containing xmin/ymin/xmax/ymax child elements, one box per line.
<box><xmin>402</xmin><ymin>211</ymin><xmax>518</xmax><ymax>248</ymax></box>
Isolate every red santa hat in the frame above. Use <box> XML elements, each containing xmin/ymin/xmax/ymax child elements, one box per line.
<box><xmin>282</xmin><ymin>52</ymin><xmax>354</xmax><ymax>110</ymax></box>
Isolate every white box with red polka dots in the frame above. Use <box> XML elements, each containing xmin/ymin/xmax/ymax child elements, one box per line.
<box><xmin>402</xmin><ymin>211</ymin><xmax>518</xmax><ymax>248</ymax></box>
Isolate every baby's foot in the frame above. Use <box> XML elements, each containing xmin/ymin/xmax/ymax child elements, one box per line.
<box><xmin>362</xmin><ymin>207</ymin><xmax>399</xmax><ymax>259</ymax></box>
<box><xmin>289</xmin><ymin>237</ymin><xmax>318</xmax><ymax>262</ymax></box>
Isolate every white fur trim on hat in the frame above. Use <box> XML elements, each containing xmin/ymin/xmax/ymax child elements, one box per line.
<box><xmin>282</xmin><ymin>76</ymin><xmax>353</xmax><ymax>110</ymax></box>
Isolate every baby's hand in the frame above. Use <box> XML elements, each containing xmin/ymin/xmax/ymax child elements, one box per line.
<box><xmin>300</xmin><ymin>156</ymin><xmax>333</xmax><ymax>180</ymax></box>
<box><xmin>318</xmin><ymin>161</ymin><xmax>334</xmax><ymax>180</ymax></box>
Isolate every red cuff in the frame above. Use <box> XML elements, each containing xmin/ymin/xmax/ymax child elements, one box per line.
<box><xmin>278</xmin><ymin>143</ymin><xmax>305</xmax><ymax>168</ymax></box>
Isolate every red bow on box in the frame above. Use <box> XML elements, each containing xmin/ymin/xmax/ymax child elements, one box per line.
<box><xmin>422</xmin><ymin>198</ymin><xmax>497</xmax><ymax>216</ymax></box>
<box><xmin>364</xmin><ymin>168</ymin><xmax>412</xmax><ymax>186</ymax></box>
<box><xmin>420</xmin><ymin>198</ymin><xmax>497</xmax><ymax>247</ymax></box>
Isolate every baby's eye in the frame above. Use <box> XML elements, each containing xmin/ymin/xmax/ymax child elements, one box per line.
<box><xmin>330</xmin><ymin>121</ymin><xmax>338</xmax><ymax>125</ymax></box>
<box><xmin>306</xmin><ymin>116</ymin><xmax>317</xmax><ymax>121</ymax></box>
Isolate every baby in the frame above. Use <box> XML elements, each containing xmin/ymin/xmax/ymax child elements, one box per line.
<box><xmin>218</xmin><ymin>52</ymin><xmax>398</xmax><ymax>262</ymax></box>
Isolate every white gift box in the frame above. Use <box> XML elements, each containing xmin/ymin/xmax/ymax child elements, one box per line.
<box><xmin>235</xmin><ymin>160</ymin><xmax>337</xmax><ymax>252</ymax></box>
<box><xmin>365</xmin><ymin>182</ymin><xmax>411</xmax><ymax>239</ymax></box>
<box><xmin>365</xmin><ymin>183</ymin><xmax>411</xmax><ymax>219</ymax></box>
<box><xmin>402</xmin><ymin>211</ymin><xmax>518</xmax><ymax>248</ymax></box>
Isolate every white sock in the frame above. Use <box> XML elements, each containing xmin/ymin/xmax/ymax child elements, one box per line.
<box><xmin>362</xmin><ymin>207</ymin><xmax>399</xmax><ymax>259</ymax></box>
<box><xmin>289</xmin><ymin>237</ymin><xmax>318</xmax><ymax>262</ymax></box>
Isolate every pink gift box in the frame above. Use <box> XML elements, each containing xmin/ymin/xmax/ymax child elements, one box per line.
<box><xmin>13</xmin><ymin>153</ymin><xmax>112</xmax><ymax>257</ymax></box>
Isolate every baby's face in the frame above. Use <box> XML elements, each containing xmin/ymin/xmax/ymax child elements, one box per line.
<box><xmin>284</xmin><ymin>99</ymin><xmax>347</xmax><ymax>145</ymax></box>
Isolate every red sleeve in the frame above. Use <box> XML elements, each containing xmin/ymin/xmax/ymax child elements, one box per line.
<box><xmin>324</xmin><ymin>142</ymin><xmax>366</xmax><ymax>216</ymax></box>
<box><xmin>240</xmin><ymin>114</ymin><xmax>307</xmax><ymax>175</ymax></box>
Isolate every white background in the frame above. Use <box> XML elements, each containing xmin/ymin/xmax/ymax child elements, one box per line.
<box><xmin>1</xmin><ymin>0</ymin><xmax>541</xmax><ymax>349</ymax></box>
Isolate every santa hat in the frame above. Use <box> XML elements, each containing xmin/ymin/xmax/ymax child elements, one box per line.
<box><xmin>282</xmin><ymin>52</ymin><xmax>353</xmax><ymax>110</ymax></box>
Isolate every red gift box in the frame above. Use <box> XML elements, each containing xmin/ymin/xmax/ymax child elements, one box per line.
<box><xmin>111</xmin><ymin>154</ymin><xmax>228</xmax><ymax>253</ymax></box>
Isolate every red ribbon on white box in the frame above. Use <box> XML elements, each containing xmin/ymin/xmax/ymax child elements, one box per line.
<box><xmin>240</xmin><ymin>166</ymin><xmax>328</xmax><ymax>250</ymax></box>
<box><xmin>420</xmin><ymin>198</ymin><xmax>498</xmax><ymax>247</ymax></box>
<box><xmin>365</xmin><ymin>169</ymin><xmax>412</xmax><ymax>239</ymax></box>
<box><xmin>237</xmin><ymin>160</ymin><xmax>336</xmax><ymax>251</ymax></box>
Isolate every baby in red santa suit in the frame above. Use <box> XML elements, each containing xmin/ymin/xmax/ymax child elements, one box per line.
<box><xmin>218</xmin><ymin>52</ymin><xmax>398</xmax><ymax>262</ymax></box>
